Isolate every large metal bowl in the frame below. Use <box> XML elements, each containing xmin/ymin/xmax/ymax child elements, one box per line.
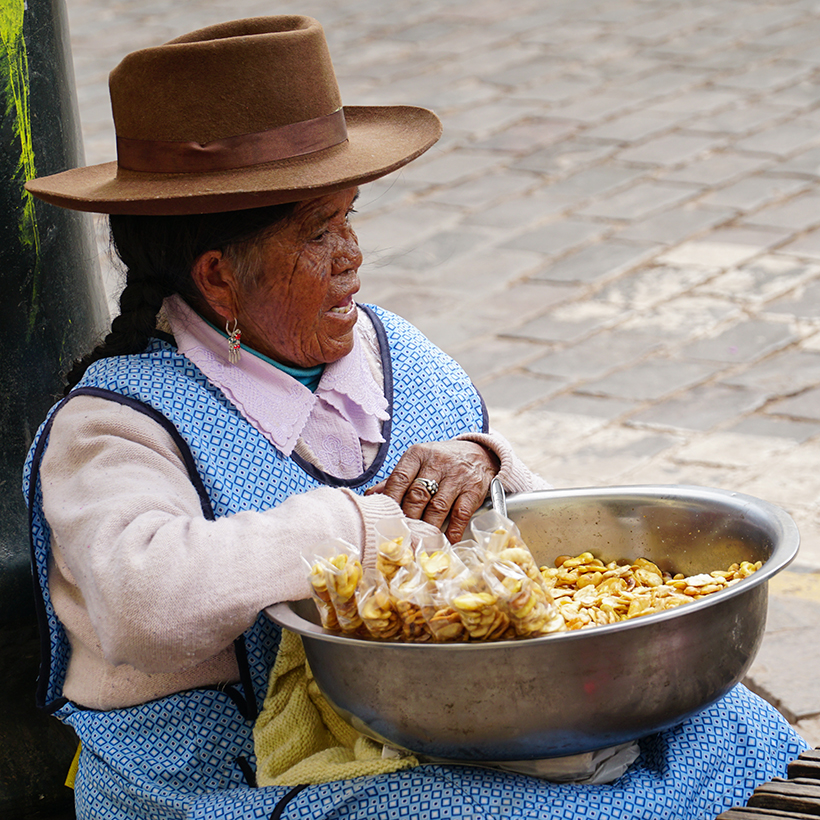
<box><xmin>266</xmin><ymin>485</ymin><xmax>799</xmax><ymax>761</ymax></box>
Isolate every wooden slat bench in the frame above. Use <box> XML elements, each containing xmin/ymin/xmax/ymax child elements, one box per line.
<box><xmin>717</xmin><ymin>750</ymin><xmax>820</xmax><ymax>819</ymax></box>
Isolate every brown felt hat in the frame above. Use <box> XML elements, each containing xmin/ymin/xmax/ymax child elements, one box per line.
<box><xmin>25</xmin><ymin>16</ymin><xmax>442</xmax><ymax>215</ymax></box>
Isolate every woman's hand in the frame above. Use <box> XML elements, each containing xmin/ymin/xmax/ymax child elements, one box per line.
<box><xmin>365</xmin><ymin>440</ymin><xmax>500</xmax><ymax>543</ymax></box>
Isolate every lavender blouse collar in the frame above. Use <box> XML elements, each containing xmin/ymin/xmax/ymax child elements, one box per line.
<box><xmin>162</xmin><ymin>295</ymin><xmax>389</xmax><ymax>457</ymax></box>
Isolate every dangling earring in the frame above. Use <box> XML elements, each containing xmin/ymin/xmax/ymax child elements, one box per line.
<box><xmin>226</xmin><ymin>318</ymin><xmax>241</xmax><ymax>364</ymax></box>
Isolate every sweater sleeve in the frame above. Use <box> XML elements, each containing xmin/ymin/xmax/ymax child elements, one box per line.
<box><xmin>456</xmin><ymin>428</ymin><xmax>552</xmax><ymax>493</ymax></box>
<box><xmin>40</xmin><ymin>394</ymin><xmax>403</xmax><ymax>675</ymax></box>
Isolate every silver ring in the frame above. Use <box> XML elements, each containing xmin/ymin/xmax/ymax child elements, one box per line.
<box><xmin>414</xmin><ymin>477</ymin><xmax>439</xmax><ymax>497</ymax></box>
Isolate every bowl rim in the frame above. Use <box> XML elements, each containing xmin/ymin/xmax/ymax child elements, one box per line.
<box><xmin>266</xmin><ymin>483</ymin><xmax>799</xmax><ymax>650</ymax></box>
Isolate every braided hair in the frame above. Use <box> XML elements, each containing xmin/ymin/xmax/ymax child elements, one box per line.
<box><xmin>63</xmin><ymin>203</ymin><xmax>295</xmax><ymax>395</ymax></box>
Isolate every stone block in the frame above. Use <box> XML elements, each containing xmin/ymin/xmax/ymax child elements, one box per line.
<box><xmin>792</xmin><ymin>40</ymin><xmax>820</xmax><ymax>65</ymax></box>
<box><xmin>530</xmin><ymin>241</ymin><xmax>660</xmax><ymax>284</ymax></box>
<box><xmin>615</xmin><ymin>205</ymin><xmax>735</xmax><ymax>245</ymax></box>
<box><xmin>583</xmin><ymin>111</ymin><xmax>672</xmax><ymax>144</ymax></box>
<box><xmin>504</xmin><ymin>301</ymin><xmax>622</xmax><ymax>345</ymax></box>
<box><xmin>738</xmin><ymin>121</ymin><xmax>820</xmax><ymax>160</ymax></box>
<box><xmin>402</xmin><ymin>149</ymin><xmax>505</xmax><ymax>186</ymax></box>
<box><xmin>527</xmin><ymin>331</ymin><xmax>662</xmax><ymax>381</ymax></box>
<box><xmin>333</xmin><ymin>38</ymin><xmax>415</xmax><ymax>71</ymax></box>
<box><xmin>368</xmin><ymin>284</ymin><xmax>459</xmax><ymax>327</ymax></box>
<box><xmin>477</xmin><ymin>371</ymin><xmax>565</xmax><ymax>412</ymax></box>
<box><xmin>547</xmin><ymin>91</ymin><xmax>639</xmax><ymax>123</ymax></box>
<box><xmin>657</xmin><ymin>226</ymin><xmax>793</xmax><ymax>268</ymax></box>
<box><xmin>743</xmin><ymin>192</ymin><xmax>820</xmax><ymax>231</ymax></box>
<box><xmin>382</xmin><ymin>227</ymin><xmax>495</xmax><ymax>272</ymax></box>
<box><xmin>621</xmin><ymin>458</ymin><xmax>747</xmax><ymax>490</ymax></box>
<box><xmin>471</xmin><ymin>117</ymin><xmax>581</xmax><ymax>155</ymax></box>
<box><xmin>717</xmin><ymin>61</ymin><xmax>814</xmax><ymax>92</ymax></box>
<box><xmin>767</xmin><ymin>386</ymin><xmax>820</xmax><ymax>421</ymax></box>
<box><xmin>534</xmin><ymin>393</ymin><xmax>639</xmax><ymax>421</ymax></box>
<box><xmin>426</xmin><ymin>171</ymin><xmax>538</xmax><ymax>210</ymax></box>
<box><xmin>686</xmin><ymin>102</ymin><xmax>794</xmax><ymax>136</ymax></box>
<box><xmin>771</xmin><ymin>79</ymin><xmax>820</xmax><ymax>111</ymax></box>
<box><xmin>500</xmin><ymin>218</ymin><xmax>609</xmax><ymax>258</ymax></box>
<box><xmin>387</xmin><ymin>19</ymin><xmax>460</xmax><ymax>43</ymax></box>
<box><xmin>688</xmin><ymin>44</ymin><xmax>778</xmax><ymax>72</ymax></box>
<box><xmin>546</xmin><ymin>39</ymin><xmax>641</xmax><ymax>67</ymax></box>
<box><xmin>353</xmin><ymin>75</ymin><xmax>500</xmax><ymax>111</ymax></box>
<box><xmin>616</xmin><ymin>133</ymin><xmax>725</xmax><ymax>167</ymax></box>
<box><xmin>433</xmin><ymin>247</ymin><xmax>549</xmax><ymax>294</ymax></box>
<box><xmin>468</xmin><ymin>280</ymin><xmax>578</xmax><ymax>330</ymax></box>
<box><xmin>730</xmin><ymin>415</ymin><xmax>820</xmax><ymax>444</ymax></box>
<box><xmin>768</xmin><ymin>572</ymin><xmax>820</xmax><ymax>628</ymax></box>
<box><xmin>580</xmin><ymin>358</ymin><xmax>719</xmax><ymax>402</ymax></box>
<box><xmin>628</xmin><ymin>383</ymin><xmax>767</xmax><ymax>432</ymax></box>
<box><xmin>722</xmin><ymin>349</ymin><xmax>820</xmax><ymax>394</ymax></box>
<box><xmin>778</xmin><ymin>145</ymin><xmax>820</xmax><ymax>178</ymax></box>
<box><xmin>753</xmin><ymin>17</ymin><xmax>820</xmax><ymax>48</ymax></box>
<box><xmin>540</xmin><ymin>426</ymin><xmax>682</xmax><ymax>487</ymax></box>
<box><xmin>522</xmin><ymin>166</ymin><xmax>649</xmax><ymax>216</ymax></box>
<box><xmin>681</xmin><ymin>318</ymin><xmax>797</xmax><ymax>363</ymax></box>
<box><xmin>481</xmin><ymin>54</ymin><xmax>564</xmax><ymax>88</ymax></box>
<box><xmin>673</xmin><ymin>430</ymin><xmax>798</xmax><ymax>469</ymax></box>
<box><xmin>645</xmin><ymin>88</ymin><xmax>741</xmax><ymax>115</ymax></box>
<box><xmin>359</xmin><ymin>173</ymin><xmax>428</xmax><ymax>212</ymax></box>
<box><xmin>594</xmin><ymin>264</ymin><xmax>717</xmax><ymax>310</ymax></box>
<box><xmin>464</xmin><ymin>188</ymin><xmax>572</xmax><ymax>230</ymax></box>
<box><xmin>649</xmin><ymin>28</ymin><xmax>752</xmax><ymax>60</ymax></box>
<box><xmin>604</xmin><ymin>68</ymin><xmax>704</xmax><ymax>107</ymax></box>
<box><xmin>577</xmin><ymin>181</ymin><xmax>699</xmax><ymax>220</ymax></box>
<box><xmin>441</xmin><ymin>102</ymin><xmax>534</xmax><ymax>143</ymax></box>
<box><xmin>660</xmin><ymin>153</ymin><xmax>771</xmax><ymax>186</ymax></box>
<box><xmin>511</xmin><ymin>76</ymin><xmax>601</xmax><ymax>105</ymax></box>
<box><xmin>510</xmin><ymin>140</ymin><xmax>619</xmax><ymax>176</ymax></box>
<box><xmin>621</xmin><ymin>7</ymin><xmax>719</xmax><ymax>41</ymax></box>
<box><xmin>619</xmin><ymin>296</ymin><xmax>741</xmax><ymax>340</ymax></box>
<box><xmin>698</xmin><ymin>175</ymin><xmax>808</xmax><ymax>212</ymax></box>
<box><xmin>493</xmin><ymin>11</ymin><xmax>592</xmax><ymax>39</ymax></box>
<box><xmin>745</xmin><ymin>615</ymin><xmax>820</xmax><ymax>723</ymax></box>
<box><xmin>739</xmin><ymin>440</ymin><xmax>820</xmax><ymax>507</ymax></box>
<box><xmin>453</xmin><ymin>338</ymin><xmax>545</xmax><ymax>384</ymax></box>
<box><xmin>357</xmin><ymin>204</ymin><xmax>460</xmax><ymax>257</ymax></box>
<box><xmin>765</xmin><ymin>276</ymin><xmax>820</xmax><ymax>317</ymax></box>
<box><xmin>778</xmin><ymin>227</ymin><xmax>820</xmax><ymax>260</ymax></box>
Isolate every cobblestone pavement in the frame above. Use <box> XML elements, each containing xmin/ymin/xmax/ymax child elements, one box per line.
<box><xmin>63</xmin><ymin>0</ymin><xmax>820</xmax><ymax>744</ymax></box>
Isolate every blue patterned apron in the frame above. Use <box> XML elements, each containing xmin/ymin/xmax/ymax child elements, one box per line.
<box><xmin>24</xmin><ymin>305</ymin><xmax>806</xmax><ymax>819</ymax></box>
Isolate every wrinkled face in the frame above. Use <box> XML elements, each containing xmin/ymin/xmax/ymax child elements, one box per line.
<box><xmin>232</xmin><ymin>187</ymin><xmax>363</xmax><ymax>368</ymax></box>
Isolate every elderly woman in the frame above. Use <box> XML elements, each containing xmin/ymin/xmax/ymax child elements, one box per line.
<box><xmin>24</xmin><ymin>15</ymin><xmax>806</xmax><ymax>820</ymax></box>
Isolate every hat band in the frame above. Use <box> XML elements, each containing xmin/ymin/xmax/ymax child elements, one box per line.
<box><xmin>116</xmin><ymin>109</ymin><xmax>348</xmax><ymax>174</ymax></box>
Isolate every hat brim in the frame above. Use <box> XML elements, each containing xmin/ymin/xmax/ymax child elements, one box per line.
<box><xmin>25</xmin><ymin>106</ymin><xmax>441</xmax><ymax>215</ymax></box>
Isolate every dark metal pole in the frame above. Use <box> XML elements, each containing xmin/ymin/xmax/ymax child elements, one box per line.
<box><xmin>1</xmin><ymin>0</ymin><xmax>109</xmax><ymax>813</ymax></box>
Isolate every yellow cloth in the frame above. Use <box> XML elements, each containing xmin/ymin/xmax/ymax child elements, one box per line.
<box><xmin>66</xmin><ymin>742</ymin><xmax>81</xmax><ymax>788</ymax></box>
<box><xmin>254</xmin><ymin>629</ymin><xmax>419</xmax><ymax>786</ymax></box>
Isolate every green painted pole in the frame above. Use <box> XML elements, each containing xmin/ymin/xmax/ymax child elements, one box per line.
<box><xmin>1</xmin><ymin>0</ymin><xmax>108</xmax><ymax>814</ymax></box>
